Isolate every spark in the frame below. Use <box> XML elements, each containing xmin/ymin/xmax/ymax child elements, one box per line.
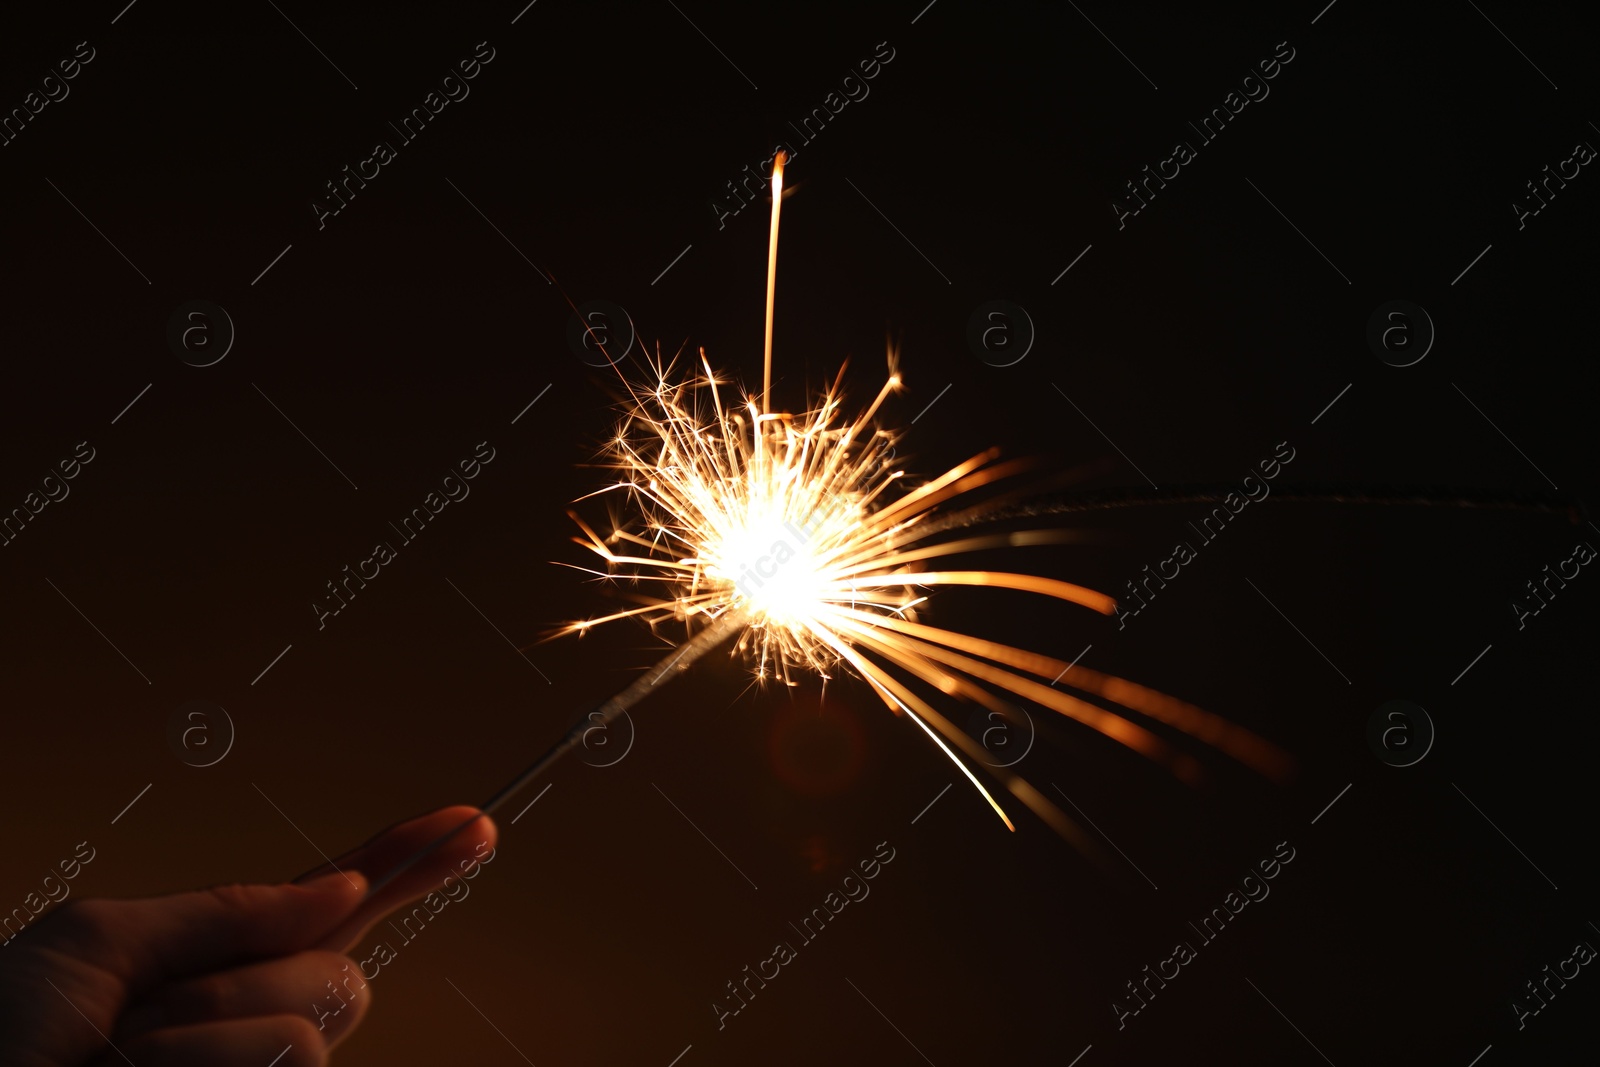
<box><xmin>550</xmin><ymin>156</ymin><xmax>1291</xmax><ymax>842</ymax></box>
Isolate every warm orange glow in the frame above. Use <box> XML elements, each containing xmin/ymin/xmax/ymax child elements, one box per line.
<box><xmin>554</xmin><ymin>355</ymin><xmax>1292</xmax><ymax>834</ymax></box>
<box><xmin>552</xmin><ymin>153</ymin><xmax>1292</xmax><ymax>840</ymax></box>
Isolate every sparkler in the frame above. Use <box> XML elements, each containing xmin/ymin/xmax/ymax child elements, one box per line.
<box><xmin>547</xmin><ymin>150</ymin><xmax>1290</xmax><ymax>837</ymax></box>
<box><xmin>370</xmin><ymin>152</ymin><xmax>1291</xmax><ymax>894</ymax></box>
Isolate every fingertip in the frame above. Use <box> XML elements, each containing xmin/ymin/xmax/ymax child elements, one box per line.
<box><xmin>453</xmin><ymin>807</ymin><xmax>498</xmax><ymax>854</ymax></box>
<box><xmin>430</xmin><ymin>805</ymin><xmax>497</xmax><ymax>844</ymax></box>
<box><xmin>355</xmin><ymin>805</ymin><xmax>498</xmax><ymax>879</ymax></box>
<box><xmin>308</xmin><ymin>806</ymin><xmax>496</xmax><ymax>954</ymax></box>
<box><xmin>443</xmin><ymin>808</ymin><xmax>498</xmax><ymax>871</ymax></box>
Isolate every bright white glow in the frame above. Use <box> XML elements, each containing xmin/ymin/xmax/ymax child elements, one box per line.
<box><xmin>714</xmin><ymin>510</ymin><xmax>825</xmax><ymax>623</ymax></box>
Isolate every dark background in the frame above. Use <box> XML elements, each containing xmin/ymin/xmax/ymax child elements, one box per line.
<box><xmin>2</xmin><ymin>1</ymin><xmax>1596</xmax><ymax>1064</ymax></box>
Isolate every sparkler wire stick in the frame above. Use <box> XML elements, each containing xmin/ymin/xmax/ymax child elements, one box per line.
<box><xmin>362</xmin><ymin>613</ymin><xmax>745</xmax><ymax>899</ymax></box>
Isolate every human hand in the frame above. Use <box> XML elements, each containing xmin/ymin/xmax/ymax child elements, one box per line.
<box><xmin>0</xmin><ymin>805</ymin><xmax>497</xmax><ymax>1066</ymax></box>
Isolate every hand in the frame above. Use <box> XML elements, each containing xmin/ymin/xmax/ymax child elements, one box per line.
<box><xmin>0</xmin><ymin>805</ymin><xmax>497</xmax><ymax>1066</ymax></box>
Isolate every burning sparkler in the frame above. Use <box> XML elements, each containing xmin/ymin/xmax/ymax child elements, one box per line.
<box><xmin>372</xmin><ymin>152</ymin><xmax>1290</xmax><ymax>893</ymax></box>
<box><xmin>542</xmin><ymin>151</ymin><xmax>1291</xmax><ymax>840</ymax></box>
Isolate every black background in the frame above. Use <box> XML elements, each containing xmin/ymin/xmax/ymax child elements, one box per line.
<box><xmin>2</xmin><ymin>1</ymin><xmax>1597</xmax><ymax>1064</ymax></box>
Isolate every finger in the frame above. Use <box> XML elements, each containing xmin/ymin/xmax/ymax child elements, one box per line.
<box><xmin>310</xmin><ymin>806</ymin><xmax>498</xmax><ymax>952</ymax></box>
<box><xmin>97</xmin><ymin>1014</ymin><xmax>327</xmax><ymax>1067</ymax></box>
<box><xmin>117</xmin><ymin>950</ymin><xmax>371</xmax><ymax>1049</ymax></box>
<box><xmin>42</xmin><ymin>871</ymin><xmax>367</xmax><ymax>992</ymax></box>
<box><xmin>296</xmin><ymin>805</ymin><xmax>496</xmax><ymax>887</ymax></box>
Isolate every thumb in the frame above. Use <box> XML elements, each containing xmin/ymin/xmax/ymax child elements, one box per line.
<box><xmin>58</xmin><ymin>870</ymin><xmax>368</xmax><ymax>992</ymax></box>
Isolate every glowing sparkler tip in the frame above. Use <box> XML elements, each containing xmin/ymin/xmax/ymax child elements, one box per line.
<box><xmin>552</xmin><ymin>149</ymin><xmax>1291</xmax><ymax>845</ymax></box>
